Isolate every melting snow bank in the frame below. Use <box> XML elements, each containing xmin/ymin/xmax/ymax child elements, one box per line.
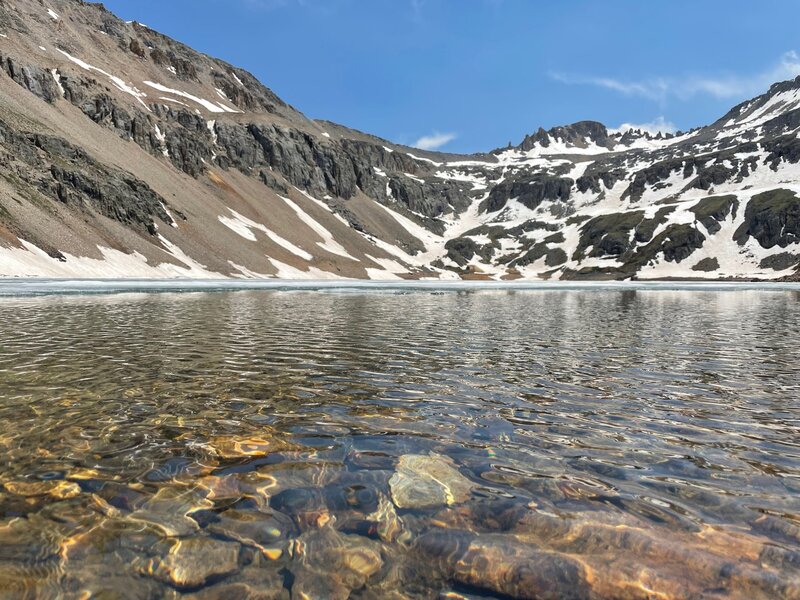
<box><xmin>0</xmin><ymin>239</ymin><xmax>221</xmax><ymax>279</ymax></box>
<box><xmin>1</xmin><ymin>279</ymin><xmax>799</xmax><ymax>297</ymax></box>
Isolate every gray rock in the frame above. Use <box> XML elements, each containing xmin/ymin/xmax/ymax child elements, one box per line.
<box><xmin>0</xmin><ymin>54</ymin><xmax>61</xmax><ymax>103</ymax></box>
<box><xmin>734</xmin><ymin>188</ymin><xmax>800</xmax><ymax>248</ymax></box>
<box><xmin>692</xmin><ymin>257</ymin><xmax>720</xmax><ymax>272</ymax></box>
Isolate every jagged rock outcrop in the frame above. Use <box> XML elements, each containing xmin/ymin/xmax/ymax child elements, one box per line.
<box><xmin>519</xmin><ymin>120</ymin><xmax>614</xmax><ymax>152</ymax></box>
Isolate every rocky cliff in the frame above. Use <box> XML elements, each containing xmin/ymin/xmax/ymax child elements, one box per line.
<box><xmin>0</xmin><ymin>0</ymin><xmax>799</xmax><ymax>281</ymax></box>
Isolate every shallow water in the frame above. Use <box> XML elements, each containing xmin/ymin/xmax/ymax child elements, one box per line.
<box><xmin>0</xmin><ymin>289</ymin><xmax>798</xmax><ymax>599</ymax></box>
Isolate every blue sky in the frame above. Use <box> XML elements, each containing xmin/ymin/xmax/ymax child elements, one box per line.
<box><xmin>102</xmin><ymin>0</ymin><xmax>800</xmax><ymax>153</ymax></box>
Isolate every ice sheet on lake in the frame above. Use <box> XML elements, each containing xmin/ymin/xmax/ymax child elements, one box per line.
<box><xmin>1</xmin><ymin>279</ymin><xmax>799</xmax><ymax>298</ymax></box>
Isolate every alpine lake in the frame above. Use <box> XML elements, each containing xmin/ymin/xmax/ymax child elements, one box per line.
<box><xmin>0</xmin><ymin>283</ymin><xmax>798</xmax><ymax>599</ymax></box>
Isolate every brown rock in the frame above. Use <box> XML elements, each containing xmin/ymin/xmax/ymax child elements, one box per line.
<box><xmin>139</xmin><ymin>537</ymin><xmax>241</xmax><ymax>589</ymax></box>
<box><xmin>208</xmin><ymin>509</ymin><xmax>290</xmax><ymax>554</ymax></box>
<box><xmin>289</xmin><ymin>527</ymin><xmax>383</xmax><ymax>600</ymax></box>
<box><xmin>205</xmin><ymin>436</ymin><xmax>277</xmax><ymax>459</ymax></box>
<box><xmin>416</xmin><ymin>531</ymin><xmax>590</xmax><ymax>600</ymax></box>
<box><xmin>4</xmin><ymin>480</ymin><xmax>81</xmax><ymax>499</ymax></box>
<box><xmin>128</xmin><ymin>488</ymin><xmax>212</xmax><ymax>537</ymax></box>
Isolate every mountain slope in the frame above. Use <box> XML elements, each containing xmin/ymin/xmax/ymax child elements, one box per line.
<box><xmin>0</xmin><ymin>0</ymin><xmax>799</xmax><ymax>281</ymax></box>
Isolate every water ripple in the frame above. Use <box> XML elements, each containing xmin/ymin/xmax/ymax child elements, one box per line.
<box><xmin>0</xmin><ymin>289</ymin><xmax>797</xmax><ymax>597</ymax></box>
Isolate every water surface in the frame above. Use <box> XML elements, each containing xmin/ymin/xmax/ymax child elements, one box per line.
<box><xmin>0</xmin><ymin>289</ymin><xmax>798</xmax><ymax>598</ymax></box>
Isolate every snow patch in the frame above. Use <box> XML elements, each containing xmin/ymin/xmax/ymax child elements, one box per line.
<box><xmin>365</xmin><ymin>267</ymin><xmax>404</xmax><ymax>281</ymax></box>
<box><xmin>266</xmin><ymin>258</ymin><xmax>349</xmax><ymax>280</ymax></box>
<box><xmin>143</xmin><ymin>81</ymin><xmax>238</xmax><ymax>114</ymax></box>
<box><xmin>406</xmin><ymin>152</ymin><xmax>442</xmax><ymax>167</ymax></box>
<box><xmin>434</xmin><ymin>169</ymin><xmax>488</xmax><ymax>191</ymax></box>
<box><xmin>296</xmin><ymin>189</ymin><xmax>351</xmax><ymax>226</ymax></box>
<box><xmin>207</xmin><ymin>120</ymin><xmax>218</xmax><ymax>145</ymax></box>
<box><xmin>159</xmin><ymin>96</ymin><xmax>189</xmax><ymax>107</ymax></box>
<box><xmin>218</xmin><ymin>209</ymin><xmax>314</xmax><ymax>261</ymax></box>
<box><xmin>153</xmin><ymin>124</ymin><xmax>169</xmax><ymax>157</ymax></box>
<box><xmin>279</xmin><ymin>195</ymin><xmax>358</xmax><ymax>260</ymax></box>
<box><xmin>50</xmin><ymin>69</ymin><xmax>65</xmax><ymax>98</ymax></box>
<box><xmin>0</xmin><ymin>238</ymin><xmax>220</xmax><ymax>279</ymax></box>
<box><xmin>58</xmin><ymin>49</ymin><xmax>150</xmax><ymax>111</ymax></box>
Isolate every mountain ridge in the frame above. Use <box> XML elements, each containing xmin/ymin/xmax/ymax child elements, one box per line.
<box><xmin>0</xmin><ymin>0</ymin><xmax>798</xmax><ymax>281</ymax></box>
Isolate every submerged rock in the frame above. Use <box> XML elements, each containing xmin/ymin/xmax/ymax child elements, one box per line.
<box><xmin>0</xmin><ymin>513</ymin><xmax>108</xmax><ymax>598</ymax></box>
<box><xmin>4</xmin><ymin>480</ymin><xmax>81</xmax><ymax>499</ymax></box>
<box><xmin>128</xmin><ymin>488</ymin><xmax>213</xmax><ymax>537</ymax></box>
<box><xmin>208</xmin><ymin>509</ymin><xmax>291</xmax><ymax>555</ymax></box>
<box><xmin>289</xmin><ymin>526</ymin><xmax>383</xmax><ymax>600</ymax></box>
<box><xmin>270</xmin><ymin>488</ymin><xmax>332</xmax><ymax>530</ymax></box>
<box><xmin>204</xmin><ymin>436</ymin><xmax>278</xmax><ymax>459</ymax></box>
<box><xmin>195</xmin><ymin>474</ymin><xmax>245</xmax><ymax>501</ymax></box>
<box><xmin>187</xmin><ymin>569</ymin><xmax>289</xmax><ymax>600</ymax></box>
<box><xmin>139</xmin><ymin>537</ymin><xmax>241</xmax><ymax>589</ymax></box>
<box><xmin>509</xmin><ymin>508</ymin><xmax>800</xmax><ymax>600</ymax></box>
<box><xmin>389</xmin><ymin>454</ymin><xmax>474</xmax><ymax>510</ymax></box>
<box><xmin>363</xmin><ymin>493</ymin><xmax>405</xmax><ymax>543</ymax></box>
<box><xmin>415</xmin><ymin>530</ymin><xmax>590</xmax><ymax>600</ymax></box>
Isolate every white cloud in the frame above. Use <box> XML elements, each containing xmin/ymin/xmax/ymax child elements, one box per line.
<box><xmin>413</xmin><ymin>132</ymin><xmax>456</xmax><ymax>151</ymax></box>
<box><xmin>552</xmin><ymin>51</ymin><xmax>800</xmax><ymax>103</ymax></box>
<box><xmin>609</xmin><ymin>116</ymin><xmax>676</xmax><ymax>136</ymax></box>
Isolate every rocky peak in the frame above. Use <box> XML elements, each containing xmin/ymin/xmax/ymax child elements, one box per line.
<box><xmin>517</xmin><ymin>120</ymin><xmax>613</xmax><ymax>152</ymax></box>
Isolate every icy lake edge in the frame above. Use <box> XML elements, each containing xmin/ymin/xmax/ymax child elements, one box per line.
<box><xmin>2</xmin><ymin>278</ymin><xmax>800</xmax><ymax>297</ymax></box>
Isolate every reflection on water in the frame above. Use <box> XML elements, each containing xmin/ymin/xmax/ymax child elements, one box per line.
<box><xmin>0</xmin><ymin>289</ymin><xmax>798</xmax><ymax>599</ymax></box>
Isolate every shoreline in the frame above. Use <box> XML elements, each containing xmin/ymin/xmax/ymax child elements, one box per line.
<box><xmin>2</xmin><ymin>277</ymin><xmax>800</xmax><ymax>297</ymax></box>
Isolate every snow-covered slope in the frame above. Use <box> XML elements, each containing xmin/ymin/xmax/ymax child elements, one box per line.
<box><xmin>0</xmin><ymin>0</ymin><xmax>798</xmax><ymax>281</ymax></box>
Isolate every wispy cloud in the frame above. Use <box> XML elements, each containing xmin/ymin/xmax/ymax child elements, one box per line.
<box><xmin>609</xmin><ymin>116</ymin><xmax>676</xmax><ymax>136</ymax></box>
<box><xmin>552</xmin><ymin>51</ymin><xmax>800</xmax><ymax>103</ymax></box>
<box><xmin>413</xmin><ymin>132</ymin><xmax>456</xmax><ymax>151</ymax></box>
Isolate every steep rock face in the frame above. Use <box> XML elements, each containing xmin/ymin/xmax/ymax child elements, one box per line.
<box><xmin>0</xmin><ymin>53</ymin><xmax>61</xmax><ymax>102</ymax></box>
<box><xmin>0</xmin><ymin>116</ymin><xmax>173</xmax><ymax>260</ymax></box>
<box><xmin>0</xmin><ymin>48</ymin><xmax>470</xmax><ymax>225</ymax></box>
<box><xmin>485</xmin><ymin>176</ymin><xmax>574</xmax><ymax>212</ymax></box>
<box><xmin>691</xmin><ymin>196</ymin><xmax>739</xmax><ymax>234</ymax></box>
<box><xmin>734</xmin><ymin>189</ymin><xmax>800</xmax><ymax>249</ymax></box>
<box><xmin>0</xmin><ymin>0</ymin><xmax>798</xmax><ymax>281</ymax></box>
